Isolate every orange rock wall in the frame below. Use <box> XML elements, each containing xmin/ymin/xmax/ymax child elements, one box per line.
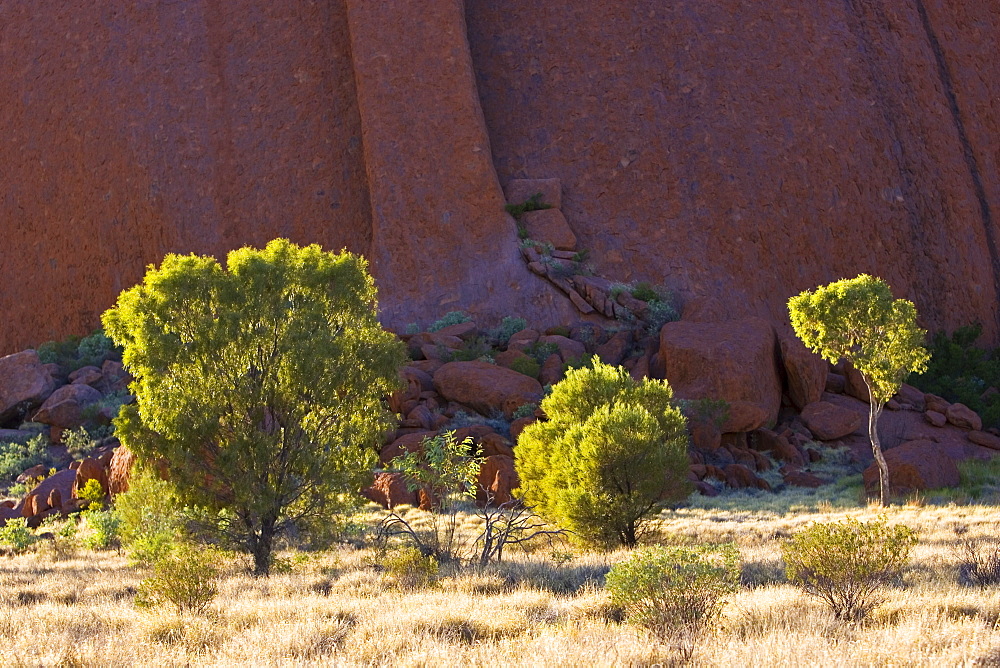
<box><xmin>1</xmin><ymin>0</ymin><xmax>998</xmax><ymax>352</ymax></box>
<box><xmin>469</xmin><ymin>0</ymin><xmax>1000</xmax><ymax>338</ymax></box>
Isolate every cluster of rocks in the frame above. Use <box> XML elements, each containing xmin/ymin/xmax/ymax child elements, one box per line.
<box><xmin>0</xmin><ymin>350</ymin><xmax>132</xmax><ymax>527</ymax></box>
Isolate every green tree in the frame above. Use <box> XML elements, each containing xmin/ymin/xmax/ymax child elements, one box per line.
<box><xmin>515</xmin><ymin>357</ymin><xmax>690</xmax><ymax>547</ymax></box>
<box><xmin>102</xmin><ymin>239</ymin><xmax>406</xmax><ymax>575</ymax></box>
<box><xmin>788</xmin><ymin>275</ymin><xmax>929</xmax><ymax>505</ymax></box>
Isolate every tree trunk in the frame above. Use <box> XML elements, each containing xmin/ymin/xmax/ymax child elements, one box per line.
<box><xmin>868</xmin><ymin>401</ymin><xmax>889</xmax><ymax>506</ymax></box>
<box><xmin>249</xmin><ymin>519</ymin><xmax>277</xmax><ymax>577</ymax></box>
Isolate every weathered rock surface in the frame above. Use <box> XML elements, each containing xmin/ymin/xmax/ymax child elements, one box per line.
<box><xmin>362</xmin><ymin>472</ymin><xmax>419</xmax><ymax>509</ymax></box>
<box><xmin>32</xmin><ymin>384</ymin><xmax>103</xmax><ymax>429</ymax></box>
<box><xmin>659</xmin><ymin>318</ymin><xmax>781</xmax><ymax>432</ymax></box>
<box><xmin>778</xmin><ymin>337</ymin><xmax>827</xmax><ymax>410</ymax></box>
<box><xmin>2</xmin><ymin>2</ymin><xmax>998</xmax><ymax>353</ymax></box>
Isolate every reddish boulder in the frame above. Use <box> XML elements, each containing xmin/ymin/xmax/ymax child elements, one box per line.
<box><xmin>98</xmin><ymin>360</ymin><xmax>132</xmax><ymax>395</ymax></box>
<box><xmin>800</xmin><ymin>401</ymin><xmax>864</xmax><ymax>441</ymax></box>
<box><xmin>925</xmin><ymin>394</ymin><xmax>952</xmax><ymax>415</ymax></box>
<box><xmin>925</xmin><ymin>410</ymin><xmax>947</xmax><ymax>428</ymax></box>
<box><xmin>361</xmin><ymin>472</ymin><xmax>419</xmax><ymax>508</ymax></box>
<box><xmin>107</xmin><ymin>445</ymin><xmax>135</xmax><ymax>496</ymax></box>
<box><xmin>510</xmin><ymin>416</ymin><xmax>535</xmax><ymax>445</ymax></box>
<box><xmin>895</xmin><ymin>384</ymin><xmax>926</xmax><ymax>411</ymax></box>
<box><xmin>16</xmin><ymin>464</ymin><xmax>47</xmax><ymax>484</ymax></box>
<box><xmin>479</xmin><ymin>432</ymin><xmax>514</xmax><ymax>459</ymax></box>
<box><xmin>17</xmin><ymin>469</ymin><xmax>74</xmax><ymax>519</ymax></box>
<box><xmin>825</xmin><ymin>373</ymin><xmax>847</xmax><ymax>394</ymax></box>
<box><xmin>784</xmin><ymin>470</ymin><xmax>826</xmax><ymax>488</ymax></box>
<box><xmin>476</xmin><ymin>455</ymin><xmax>518</xmax><ymax>506</ymax></box>
<box><xmin>0</xmin><ymin>350</ymin><xmax>55</xmax><ymax>425</ymax></box>
<box><xmin>723</xmin><ymin>464</ymin><xmax>771</xmax><ymax>491</ymax></box>
<box><xmin>753</xmin><ymin>428</ymin><xmax>805</xmax><ymax>467</ymax></box>
<box><xmin>507</xmin><ymin>329</ymin><xmax>540</xmax><ymax>351</ymax></box>
<box><xmin>538</xmin><ymin>335</ymin><xmax>587</xmax><ymax>364</ymax></box>
<box><xmin>68</xmin><ymin>366</ymin><xmax>102</xmax><ymax>387</ymax></box>
<box><xmin>72</xmin><ymin>458</ymin><xmax>109</xmax><ymax>499</ymax></box>
<box><xmin>659</xmin><ymin>318</ymin><xmax>781</xmax><ymax>433</ymax></box>
<box><xmin>433</xmin><ymin>321</ymin><xmax>481</xmax><ymax>341</ymax></box>
<box><xmin>694</xmin><ymin>481</ymin><xmax>719</xmax><ymax>497</ymax></box>
<box><xmin>842</xmin><ymin>363</ymin><xmax>871</xmax><ymax>403</ymax></box>
<box><xmin>778</xmin><ymin>336</ymin><xmax>826</xmax><ymax>410</ymax></box>
<box><xmin>32</xmin><ymin>384</ymin><xmax>103</xmax><ymax>429</ymax></box>
<box><xmin>595</xmin><ymin>330</ymin><xmax>634</xmax><ymax>367</ymax></box>
<box><xmin>946</xmin><ymin>403</ymin><xmax>982</xmax><ymax>431</ymax></box>
<box><xmin>969</xmin><ymin>430</ymin><xmax>1000</xmax><ymax>450</ymax></box>
<box><xmin>434</xmin><ymin>361</ymin><xmax>543</xmax><ymax>418</ymax></box>
<box><xmin>539</xmin><ymin>354</ymin><xmax>564</xmax><ymax>386</ymax></box>
<box><xmin>862</xmin><ymin>440</ymin><xmax>960</xmax><ymax>496</ymax></box>
<box><xmin>690</xmin><ymin>421</ymin><xmax>722</xmax><ymax>452</ymax></box>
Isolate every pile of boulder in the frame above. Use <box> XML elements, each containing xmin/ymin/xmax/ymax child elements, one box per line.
<box><xmin>0</xmin><ymin>349</ymin><xmax>133</xmax><ymax>527</ymax></box>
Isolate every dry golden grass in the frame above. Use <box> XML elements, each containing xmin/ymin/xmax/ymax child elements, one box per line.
<box><xmin>5</xmin><ymin>502</ymin><xmax>1000</xmax><ymax>666</ymax></box>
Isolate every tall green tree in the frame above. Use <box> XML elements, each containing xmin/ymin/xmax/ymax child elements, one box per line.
<box><xmin>102</xmin><ymin>239</ymin><xmax>405</xmax><ymax>574</ymax></box>
<box><xmin>515</xmin><ymin>358</ymin><xmax>690</xmax><ymax>547</ymax></box>
<box><xmin>788</xmin><ymin>275</ymin><xmax>929</xmax><ymax>505</ymax></box>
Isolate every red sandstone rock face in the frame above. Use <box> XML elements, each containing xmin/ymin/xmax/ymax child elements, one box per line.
<box><xmin>1</xmin><ymin>1</ymin><xmax>999</xmax><ymax>351</ymax></box>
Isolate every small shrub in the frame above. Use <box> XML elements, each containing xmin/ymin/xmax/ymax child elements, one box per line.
<box><xmin>78</xmin><ymin>479</ymin><xmax>107</xmax><ymax>509</ymax></box>
<box><xmin>606</xmin><ymin>543</ymin><xmax>739</xmax><ymax>661</ymax></box>
<box><xmin>428</xmin><ymin>311</ymin><xmax>472</xmax><ymax>332</ymax></box>
<box><xmin>953</xmin><ymin>525</ymin><xmax>1000</xmax><ymax>587</ymax></box>
<box><xmin>62</xmin><ymin>427</ymin><xmax>100</xmax><ymax>460</ymax></box>
<box><xmin>782</xmin><ymin>516</ymin><xmax>917</xmax><ymax>621</ymax></box>
<box><xmin>0</xmin><ymin>434</ymin><xmax>51</xmax><ymax>483</ymax></box>
<box><xmin>116</xmin><ymin>467</ymin><xmax>184</xmax><ymax>565</ymax></box>
<box><xmin>136</xmin><ymin>543</ymin><xmax>220</xmax><ymax>613</ymax></box>
<box><xmin>644</xmin><ymin>299</ymin><xmax>680</xmax><ymax>335</ymax></box>
<box><xmin>77</xmin><ymin>329</ymin><xmax>118</xmax><ymax>367</ymax></box>
<box><xmin>509</xmin><ymin>355</ymin><xmax>540</xmax><ymax>379</ymax></box>
<box><xmin>80</xmin><ymin>509</ymin><xmax>122</xmax><ymax>550</ymax></box>
<box><xmin>403</xmin><ymin>322</ymin><xmax>420</xmax><ymax>335</ymax></box>
<box><xmin>524</xmin><ymin>341</ymin><xmax>560</xmax><ymax>365</ymax></box>
<box><xmin>511</xmin><ymin>402</ymin><xmax>538</xmax><ymax>421</ymax></box>
<box><xmin>489</xmin><ymin>316</ymin><xmax>528</xmax><ymax>347</ymax></box>
<box><xmin>382</xmin><ymin>545</ymin><xmax>439</xmax><ymax>588</ymax></box>
<box><xmin>0</xmin><ymin>517</ymin><xmax>38</xmax><ymax>553</ymax></box>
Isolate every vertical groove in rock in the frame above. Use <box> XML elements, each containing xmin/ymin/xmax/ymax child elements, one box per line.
<box><xmin>913</xmin><ymin>0</ymin><xmax>1000</xmax><ymax>333</ymax></box>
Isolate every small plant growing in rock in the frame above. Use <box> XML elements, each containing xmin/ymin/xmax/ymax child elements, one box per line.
<box><xmin>0</xmin><ymin>517</ymin><xmax>38</xmax><ymax>553</ymax></box>
<box><xmin>427</xmin><ymin>310</ymin><xmax>472</xmax><ymax>332</ymax></box>
<box><xmin>508</xmin><ymin>355</ymin><xmax>540</xmax><ymax>380</ymax></box>
<box><xmin>606</xmin><ymin>543</ymin><xmax>739</xmax><ymax>661</ymax></box>
<box><xmin>136</xmin><ymin>542</ymin><xmax>220</xmax><ymax>613</ymax></box>
<box><xmin>782</xmin><ymin>516</ymin><xmax>917</xmax><ymax>622</ymax></box>
<box><xmin>511</xmin><ymin>402</ymin><xmax>538</xmax><ymax>421</ymax></box>
<box><xmin>504</xmin><ymin>192</ymin><xmax>552</xmax><ymax>219</ymax></box>
<box><xmin>488</xmin><ymin>316</ymin><xmax>527</xmax><ymax>347</ymax></box>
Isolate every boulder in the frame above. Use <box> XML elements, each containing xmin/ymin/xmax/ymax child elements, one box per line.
<box><xmin>68</xmin><ymin>366</ymin><xmax>102</xmax><ymax>387</ymax></box>
<box><xmin>107</xmin><ymin>445</ymin><xmax>135</xmax><ymax>496</ymax></box>
<box><xmin>15</xmin><ymin>463</ymin><xmax>48</xmax><ymax>484</ymax></box>
<box><xmin>379</xmin><ymin>431</ymin><xmax>436</xmax><ymax>465</ymax></box>
<box><xmin>0</xmin><ymin>350</ymin><xmax>55</xmax><ymax>426</ymax></box>
<box><xmin>690</xmin><ymin>421</ymin><xmax>722</xmax><ymax>452</ymax></box>
<box><xmin>694</xmin><ymin>481</ymin><xmax>719</xmax><ymax>497</ymax></box>
<box><xmin>723</xmin><ymin>464</ymin><xmax>771</xmax><ymax>491</ymax></box>
<box><xmin>538</xmin><ymin>335</ymin><xmax>587</xmax><ymax>364</ymax></box>
<box><xmin>361</xmin><ymin>472</ymin><xmax>419</xmax><ymax>508</ymax></box>
<box><xmin>842</xmin><ymin>363</ymin><xmax>871</xmax><ymax>403</ymax></box>
<box><xmin>479</xmin><ymin>432</ymin><xmax>514</xmax><ymax>459</ymax></box>
<box><xmin>825</xmin><ymin>372</ymin><xmax>846</xmax><ymax>394</ymax></box>
<box><xmin>753</xmin><ymin>428</ymin><xmax>805</xmax><ymax>467</ymax></box>
<box><xmin>506</xmin><ymin>329</ymin><xmax>539</xmax><ymax>351</ymax></box>
<box><xmin>476</xmin><ymin>455</ymin><xmax>518</xmax><ymax>506</ymax></box>
<box><xmin>924</xmin><ymin>393</ymin><xmax>952</xmax><ymax>415</ymax></box>
<box><xmin>862</xmin><ymin>440</ymin><xmax>961</xmax><ymax>496</ymax></box>
<box><xmin>98</xmin><ymin>360</ymin><xmax>132</xmax><ymax>394</ymax></box>
<box><xmin>17</xmin><ymin>469</ymin><xmax>75</xmax><ymax>519</ymax></box>
<box><xmin>895</xmin><ymin>384</ymin><xmax>926</xmax><ymax>411</ymax></box>
<box><xmin>595</xmin><ymin>330</ymin><xmax>634</xmax><ymax>367</ymax></box>
<box><xmin>946</xmin><ymin>403</ymin><xmax>982</xmax><ymax>431</ymax></box>
<box><xmin>32</xmin><ymin>384</ymin><xmax>103</xmax><ymax>429</ymax></box>
<box><xmin>800</xmin><ymin>401</ymin><xmax>864</xmax><ymax>440</ymax></box>
<box><xmin>778</xmin><ymin>336</ymin><xmax>826</xmax><ymax>410</ymax></box>
<box><xmin>433</xmin><ymin>321</ymin><xmax>480</xmax><ymax>341</ymax></box>
<box><xmin>659</xmin><ymin>318</ymin><xmax>781</xmax><ymax>433</ymax></box>
<box><xmin>539</xmin><ymin>354</ymin><xmax>564</xmax><ymax>386</ymax></box>
<box><xmin>72</xmin><ymin>458</ymin><xmax>109</xmax><ymax>499</ymax></box>
<box><xmin>519</xmin><ymin>209</ymin><xmax>577</xmax><ymax>251</ymax></box>
<box><xmin>969</xmin><ymin>430</ymin><xmax>1000</xmax><ymax>450</ymax></box>
<box><xmin>783</xmin><ymin>470</ymin><xmax>827</xmax><ymax>488</ymax></box>
<box><xmin>925</xmin><ymin>410</ymin><xmax>947</xmax><ymax>427</ymax></box>
<box><xmin>510</xmin><ymin>416</ymin><xmax>535</xmax><ymax>445</ymax></box>
<box><xmin>434</xmin><ymin>361</ymin><xmax>543</xmax><ymax>419</ymax></box>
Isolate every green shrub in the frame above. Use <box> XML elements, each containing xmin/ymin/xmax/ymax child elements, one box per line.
<box><xmin>911</xmin><ymin>323</ymin><xmax>1000</xmax><ymax>429</ymax></box>
<box><xmin>606</xmin><ymin>543</ymin><xmax>739</xmax><ymax>660</ymax></box>
<box><xmin>0</xmin><ymin>434</ymin><xmax>51</xmax><ymax>483</ymax></box>
<box><xmin>489</xmin><ymin>316</ymin><xmax>527</xmax><ymax>347</ymax></box>
<box><xmin>644</xmin><ymin>299</ymin><xmax>680</xmax><ymax>335</ymax></box>
<box><xmin>116</xmin><ymin>467</ymin><xmax>184</xmax><ymax>565</ymax></box>
<box><xmin>782</xmin><ymin>516</ymin><xmax>917</xmax><ymax>621</ymax></box>
<box><xmin>523</xmin><ymin>341</ymin><xmax>560</xmax><ymax>365</ymax></box>
<box><xmin>515</xmin><ymin>358</ymin><xmax>690</xmax><ymax>547</ymax></box>
<box><xmin>381</xmin><ymin>545</ymin><xmax>439</xmax><ymax>588</ymax></box>
<box><xmin>136</xmin><ymin>543</ymin><xmax>220</xmax><ymax>613</ymax></box>
<box><xmin>0</xmin><ymin>517</ymin><xmax>38</xmax><ymax>553</ymax></box>
<box><xmin>80</xmin><ymin>509</ymin><xmax>122</xmax><ymax>550</ymax></box>
<box><xmin>78</xmin><ymin>479</ymin><xmax>106</xmax><ymax>509</ymax></box>
<box><xmin>428</xmin><ymin>311</ymin><xmax>472</xmax><ymax>332</ymax></box>
<box><xmin>511</xmin><ymin>402</ymin><xmax>538</xmax><ymax>421</ymax></box>
<box><xmin>77</xmin><ymin>329</ymin><xmax>118</xmax><ymax>367</ymax></box>
<box><xmin>509</xmin><ymin>355</ymin><xmax>540</xmax><ymax>379</ymax></box>
<box><xmin>63</xmin><ymin>427</ymin><xmax>101</xmax><ymax>460</ymax></box>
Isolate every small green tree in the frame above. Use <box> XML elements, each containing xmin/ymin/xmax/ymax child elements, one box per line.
<box><xmin>782</xmin><ymin>516</ymin><xmax>917</xmax><ymax>621</ymax></box>
<box><xmin>102</xmin><ymin>239</ymin><xmax>406</xmax><ymax>575</ymax></box>
<box><xmin>515</xmin><ymin>358</ymin><xmax>690</xmax><ymax>547</ymax></box>
<box><xmin>606</xmin><ymin>543</ymin><xmax>739</xmax><ymax>661</ymax></box>
<box><xmin>788</xmin><ymin>275</ymin><xmax>930</xmax><ymax>505</ymax></box>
